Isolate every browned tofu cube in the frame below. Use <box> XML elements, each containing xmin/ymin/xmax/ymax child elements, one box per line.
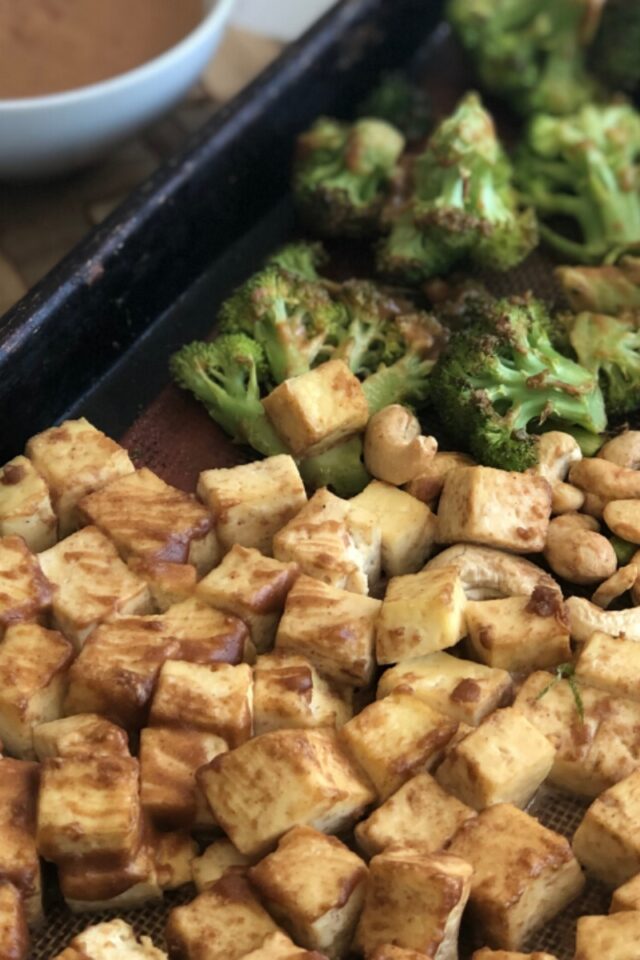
<box><xmin>0</xmin><ymin>455</ymin><xmax>56</xmax><ymax>553</ymax></box>
<box><xmin>275</xmin><ymin>575</ymin><xmax>381</xmax><ymax>687</ymax></box>
<box><xmin>339</xmin><ymin>692</ymin><xmax>457</xmax><ymax>800</ymax></box>
<box><xmin>574</xmin><ymin>912</ymin><xmax>640</xmax><ymax>960</ymax></box>
<box><xmin>436</xmin><ymin>467</ymin><xmax>552</xmax><ymax>554</ymax></box>
<box><xmin>127</xmin><ymin>557</ymin><xmax>197</xmax><ymax>612</ymax></box>
<box><xmin>611</xmin><ymin>873</ymin><xmax>640</xmax><ymax>912</ymax></box>
<box><xmin>574</xmin><ymin>631</ymin><xmax>640</xmax><ymax>702</ymax></box>
<box><xmin>153</xmin><ymin>829</ymin><xmax>198</xmax><ymax>891</ymax></box>
<box><xmin>472</xmin><ymin>952</ymin><xmax>558</xmax><ymax>960</ymax></box>
<box><xmin>38</xmin><ymin>526</ymin><xmax>152</xmax><ymax>649</ymax></box>
<box><xmin>26</xmin><ymin>418</ymin><xmax>134</xmax><ymax>537</ymax></box>
<box><xmin>253</xmin><ymin>653</ymin><xmax>351</xmax><ymax>735</ymax></box>
<box><xmin>198</xmin><ymin>728</ymin><xmax>375</xmax><ymax>856</ymax></box>
<box><xmin>51</xmin><ymin>918</ymin><xmax>168</xmax><ymax>959</ymax></box>
<box><xmin>573</xmin><ymin>769</ymin><xmax>640</xmax><ymax>887</ymax></box>
<box><xmin>250</xmin><ymin>826</ymin><xmax>367</xmax><ymax>959</ymax></box>
<box><xmin>157</xmin><ymin>597</ymin><xmax>251</xmax><ymax>666</ymax></box>
<box><xmin>36</xmin><ymin>755</ymin><xmax>141</xmax><ymax>864</ymax></box>
<box><xmin>197</xmin><ymin>545</ymin><xmax>299</xmax><ymax>652</ymax></box>
<box><xmin>165</xmin><ymin>875</ymin><xmax>281</xmax><ymax>960</ymax></box>
<box><xmin>354</xmin><ymin>772</ymin><xmax>476</xmax><ymax>858</ymax></box>
<box><xmin>370</xmin><ymin>948</ymin><xmax>432</xmax><ymax>960</ymax></box>
<box><xmin>0</xmin><ymin>536</ymin><xmax>51</xmax><ymax>637</ymax></box>
<box><xmin>448</xmin><ymin>804</ymin><xmax>584</xmax><ymax>949</ymax></box>
<box><xmin>140</xmin><ymin>727</ymin><xmax>227</xmax><ymax>829</ymax></box>
<box><xmin>0</xmin><ymin>758</ymin><xmax>41</xmax><ymax>926</ymax></box>
<box><xmin>58</xmin><ymin>840</ymin><xmax>161</xmax><ymax>913</ymax></box>
<box><xmin>191</xmin><ymin>840</ymin><xmax>254</xmax><ymax>893</ymax></box>
<box><xmin>33</xmin><ymin>713</ymin><xmax>130</xmax><ymax>761</ymax></box>
<box><xmin>354</xmin><ymin>846</ymin><xmax>472</xmax><ymax>960</ymax></box>
<box><xmin>240</xmin><ymin>931</ymin><xmax>329</xmax><ymax>960</ymax></box>
<box><xmin>0</xmin><ymin>881</ymin><xmax>28</xmax><ymax>960</ymax></box>
<box><xmin>79</xmin><ymin>467</ymin><xmax>219</xmax><ymax>576</ymax></box>
<box><xmin>350</xmin><ymin>481</ymin><xmax>437</xmax><ymax>577</ymax></box>
<box><xmin>198</xmin><ymin>456</ymin><xmax>307</xmax><ymax>555</ymax></box>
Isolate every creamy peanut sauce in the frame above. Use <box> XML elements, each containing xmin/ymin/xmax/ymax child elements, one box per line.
<box><xmin>0</xmin><ymin>0</ymin><xmax>203</xmax><ymax>99</ymax></box>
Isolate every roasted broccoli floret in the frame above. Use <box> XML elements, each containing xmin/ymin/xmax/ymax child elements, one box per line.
<box><xmin>590</xmin><ymin>0</ymin><xmax>640</xmax><ymax>95</ymax></box>
<box><xmin>563</xmin><ymin>309</ymin><xmax>640</xmax><ymax>417</ymax></box>
<box><xmin>358</xmin><ymin>72</ymin><xmax>431</xmax><ymax>141</ymax></box>
<box><xmin>299</xmin><ymin>436</ymin><xmax>371</xmax><ymax>498</ymax></box>
<box><xmin>447</xmin><ymin>0</ymin><xmax>598</xmax><ymax>116</ymax></box>
<box><xmin>266</xmin><ymin>241</ymin><xmax>328</xmax><ymax>282</ymax></box>
<box><xmin>516</xmin><ymin>103</ymin><xmax>640</xmax><ymax>264</ymax></box>
<box><xmin>378</xmin><ymin>93</ymin><xmax>537</xmax><ymax>283</ymax></box>
<box><xmin>556</xmin><ymin>257</ymin><xmax>640</xmax><ymax>313</ymax></box>
<box><xmin>293</xmin><ymin>116</ymin><xmax>405</xmax><ymax>237</ymax></box>
<box><xmin>169</xmin><ymin>335</ymin><xmax>285</xmax><ymax>457</ymax></box>
<box><xmin>429</xmin><ymin>295</ymin><xmax>607</xmax><ymax>470</ymax></box>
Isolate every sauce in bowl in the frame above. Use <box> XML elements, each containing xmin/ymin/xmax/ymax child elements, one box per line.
<box><xmin>0</xmin><ymin>0</ymin><xmax>204</xmax><ymax>99</ymax></box>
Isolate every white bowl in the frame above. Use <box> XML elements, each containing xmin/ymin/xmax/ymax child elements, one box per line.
<box><xmin>0</xmin><ymin>0</ymin><xmax>235</xmax><ymax>180</ymax></box>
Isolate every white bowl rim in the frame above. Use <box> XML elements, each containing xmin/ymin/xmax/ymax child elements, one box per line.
<box><xmin>0</xmin><ymin>0</ymin><xmax>235</xmax><ymax>111</ymax></box>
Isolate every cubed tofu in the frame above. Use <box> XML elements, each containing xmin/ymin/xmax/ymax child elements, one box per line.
<box><xmin>574</xmin><ymin>912</ymin><xmax>640</xmax><ymax>960</ymax></box>
<box><xmin>377</xmin><ymin>653</ymin><xmax>512</xmax><ymax>726</ymax></box>
<box><xmin>354</xmin><ymin>846</ymin><xmax>472</xmax><ymax>960</ymax></box>
<box><xmin>0</xmin><ymin>882</ymin><xmax>28</xmax><ymax>960</ymax></box>
<box><xmin>349</xmin><ymin>481</ymin><xmax>437</xmax><ymax>576</ymax></box>
<box><xmin>197</xmin><ymin>545</ymin><xmax>299</xmax><ymax>652</ymax></box>
<box><xmin>575</xmin><ymin>632</ymin><xmax>640</xmax><ymax>702</ymax></box>
<box><xmin>192</xmin><ymin>840</ymin><xmax>254</xmax><ymax>893</ymax></box>
<box><xmin>448</xmin><ymin>804</ymin><xmax>584</xmax><ymax>950</ymax></box>
<box><xmin>149</xmin><ymin>661</ymin><xmax>253</xmax><ymax>746</ymax></box>
<box><xmin>36</xmin><ymin>755</ymin><xmax>141</xmax><ymax>864</ymax></box>
<box><xmin>262</xmin><ymin>359</ymin><xmax>369</xmax><ymax>458</ymax></box>
<box><xmin>471</xmin><ymin>953</ymin><xmax>558</xmax><ymax>960</ymax></box>
<box><xmin>79</xmin><ymin>467</ymin><xmax>219</xmax><ymax>576</ymax></box>
<box><xmin>354</xmin><ymin>772</ymin><xmax>476</xmax><ymax>858</ymax></box>
<box><xmin>611</xmin><ymin>873</ymin><xmax>640</xmax><ymax>913</ymax></box>
<box><xmin>0</xmin><ymin>536</ymin><xmax>51</xmax><ymax>637</ymax></box>
<box><xmin>573</xmin><ymin>769</ymin><xmax>640</xmax><ymax>886</ymax></box>
<box><xmin>370</xmin><ymin>948</ymin><xmax>432</xmax><ymax>960</ymax></box>
<box><xmin>435</xmin><ymin>707</ymin><xmax>555</xmax><ymax>810</ymax></box>
<box><xmin>250</xmin><ymin>826</ymin><xmax>367</xmax><ymax>959</ymax></box>
<box><xmin>198</xmin><ymin>456</ymin><xmax>307</xmax><ymax>555</ymax></box>
<box><xmin>198</xmin><ymin>728</ymin><xmax>375</xmax><ymax>856</ymax></box>
<box><xmin>273</xmin><ymin>489</ymin><xmax>381</xmax><ymax>596</ymax></box>
<box><xmin>165</xmin><ymin>876</ymin><xmax>281</xmax><ymax>960</ymax></box>
<box><xmin>275</xmin><ymin>576</ymin><xmax>381</xmax><ymax>687</ymax></box>
<box><xmin>0</xmin><ymin>623</ymin><xmax>73</xmax><ymax>758</ymax></box>
<box><xmin>153</xmin><ymin>829</ymin><xmax>198</xmax><ymax>891</ymax></box>
<box><xmin>239</xmin><ymin>931</ymin><xmax>328</xmax><ymax>960</ymax></box>
<box><xmin>253</xmin><ymin>653</ymin><xmax>351</xmax><ymax>735</ymax></box>
<box><xmin>58</xmin><ymin>840</ymin><xmax>161</xmax><ymax>913</ymax></box>
<box><xmin>140</xmin><ymin>727</ymin><xmax>228</xmax><ymax>829</ymax></box>
<box><xmin>51</xmin><ymin>919</ymin><xmax>167</xmax><ymax>960</ymax></box>
<box><xmin>465</xmin><ymin>591</ymin><xmax>571</xmax><ymax>673</ymax></box>
<box><xmin>127</xmin><ymin>557</ymin><xmax>197</xmax><ymax>612</ymax></box>
<box><xmin>0</xmin><ymin>455</ymin><xmax>56</xmax><ymax>552</ymax></box>
<box><xmin>339</xmin><ymin>692</ymin><xmax>457</xmax><ymax>801</ymax></box>
<box><xmin>375</xmin><ymin>567</ymin><xmax>466</xmax><ymax>665</ymax></box>
<box><xmin>157</xmin><ymin>597</ymin><xmax>251</xmax><ymax>666</ymax></box>
<box><xmin>0</xmin><ymin>758</ymin><xmax>41</xmax><ymax>926</ymax></box>
<box><xmin>33</xmin><ymin>713</ymin><xmax>130</xmax><ymax>761</ymax></box>
<box><xmin>26</xmin><ymin>418</ymin><xmax>134</xmax><ymax>537</ymax></box>
<box><xmin>436</xmin><ymin>467</ymin><xmax>552</xmax><ymax>554</ymax></box>
<box><xmin>38</xmin><ymin>526</ymin><xmax>152</xmax><ymax>650</ymax></box>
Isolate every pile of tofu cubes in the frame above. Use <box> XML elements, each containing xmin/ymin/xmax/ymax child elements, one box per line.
<box><xmin>2</xmin><ymin>415</ymin><xmax>640</xmax><ymax>960</ymax></box>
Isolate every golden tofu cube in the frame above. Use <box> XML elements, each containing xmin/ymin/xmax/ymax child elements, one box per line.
<box><xmin>0</xmin><ymin>455</ymin><xmax>56</xmax><ymax>553</ymax></box>
<box><xmin>127</xmin><ymin>557</ymin><xmax>197</xmax><ymax>612</ymax></box>
<box><xmin>0</xmin><ymin>623</ymin><xmax>73</xmax><ymax>758</ymax></box>
<box><xmin>253</xmin><ymin>652</ymin><xmax>352</xmax><ymax>735</ymax></box>
<box><xmin>0</xmin><ymin>758</ymin><xmax>41</xmax><ymax>926</ymax></box>
<box><xmin>350</xmin><ymin>480</ymin><xmax>437</xmax><ymax>576</ymax></box>
<box><xmin>273</xmin><ymin>489</ymin><xmax>381</xmax><ymax>596</ymax></box>
<box><xmin>250</xmin><ymin>826</ymin><xmax>367</xmax><ymax>959</ymax></box>
<box><xmin>436</xmin><ymin>466</ymin><xmax>552</xmax><ymax>554</ymax></box>
<box><xmin>149</xmin><ymin>661</ymin><xmax>253</xmax><ymax>747</ymax></box>
<box><xmin>611</xmin><ymin>873</ymin><xmax>640</xmax><ymax>913</ymax></box>
<box><xmin>435</xmin><ymin>707</ymin><xmax>555</xmax><ymax>810</ymax></box>
<box><xmin>240</xmin><ymin>931</ymin><xmax>326</xmax><ymax>960</ymax></box>
<box><xmin>339</xmin><ymin>692</ymin><xmax>457</xmax><ymax>801</ymax></box>
<box><xmin>165</xmin><ymin>876</ymin><xmax>281</xmax><ymax>960</ymax></box>
<box><xmin>575</xmin><ymin>632</ymin><xmax>640</xmax><ymax>702</ymax></box>
<box><xmin>197</xmin><ymin>544</ymin><xmax>299</xmax><ymax>652</ymax></box>
<box><xmin>354</xmin><ymin>846</ymin><xmax>472</xmax><ymax>960</ymax></box>
<box><xmin>79</xmin><ymin>467</ymin><xmax>219</xmax><ymax>576</ymax></box>
<box><xmin>198</xmin><ymin>455</ymin><xmax>307</xmax><ymax>555</ymax></box>
<box><xmin>159</xmin><ymin>597</ymin><xmax>251</xmax><ymax>666</ymax></box>
<box><xmin>33</xmin><ymin>713</ymin><xmax>130</xmax><ymax>761</ymax></box>
<box><xmin>370</xmin><ymin>948</ymin><xmax>432</xmax><ymax>960</ymax></box>
<box><xmin>448</xmin><ymin>804</ymin><xmax>584</xmax><ymax>950</ymax></box>
<box><xmin>573</xmin><ymin>769</ymin><xmax>640</xmax><ymax>886</ymax></box>
<box><xmin>36</xmin><ymin>755</ymin><xmax>141</xmax><ymax>863</ymax></box>
<box><xmin>58</xmin><ymin>840</ymin><xmax>161</xmax><ymax>913</ymax></box>
<box><xmin>376</xmin><ymin>567</ymin><xmax>466</xmax><ymax>665</ymax></box>
<box><xmin>191</xmin><ymin>840</ymin><xmax>254</xmax><ymax>893</ymax></box>
<box><xmin>377</xmin><ymin>652</ymin><xmax>512</xmax><ymax>726</ymax></box>
<box><xmin>51</xmin><ymin>919</ymin><xmax>167</xmax><ymax>960</ymax></box>
<box><xmin>140</xmin><ymin>726</ymin><xmax>228</xmax><ymax>829</ymax></box>
<box><xmin>0</xmin><ymin>882</ymin><xmax>28</xmax><ymax>960</ymax></box>
<box><xmin>465</xmin><ymin>591</ymin><xmax>571</xmax><ymax>673</ymax></box>
<box><xmin>38</xmin><ymin>526</ymin><xmax>152</xmax><ymax>649</ymax></box>
<box><xmin>574</xmin><ymin>912</ymin><xmax>640</xmax><ymax>960</ymax></box>
<box><xmin>354</xmin><ymin>772</ymin><xmax>476</xmax><ymax>858</ymax></box>
<box><xmin>198</xmin><ymin>728</ymin><xmax>375</xmax><ymax>856</ymax></box>
<box><xmin>275</xmin><ymin>575</ymin><xmax>381</xmax><ymax>686</ymax></box>
<box><xmin>0</xmin><ymin>536</ymin><xmax>52</xmax><ymax>637</ymax></box>
<box><xmin>26</xmin><ymin>417</ymin><xmax>134</xmax><ymax>537</ymax></box>
<box><xmin>153</xmin><ymin>829</ymin><xmax>198</xmax><ymax>891</ymax></box>
<box><xmin>472</xmin><ymin>952</ymin><xmax>558</xmax><ymax>960</ymax></box>
<box><xmin>262</xmin><ymin>359</ymin><xmax>369</xmax><ymax>457</ymax></box>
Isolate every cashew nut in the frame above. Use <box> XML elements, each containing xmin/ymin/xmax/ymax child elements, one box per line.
<box><xmin>544</xmin><ymin>515</ymin><xmax>616</xmax><ymax>585</ymax></box>
<box><xmin>598</xmin><ymin>431</ymin><xmax>640</xmax><ymax>470</ymax></box>
<box><xmin>592</xmin><ymin>564</ymin><xmax>639</xmax><ymax>609</ymax></box>
<box><xmin>532</xmin><ymin>431</ymin><xmax>582</xmax><ymax>482</ymax></box>
<box><xmin>425</xmin><ymin>543</ymin><xmax>561</xmax><ymax>600</ymax></box>
<box><xmin>631</xmin><ymin>550</ymin><xmax>640</xmax><ymax>606</ymax></box>
<box><xmin>566</xmin><ymin>595</ymin><xmax>640</xmax><ymax>643</ymax></box>
<box><xmin>569</xmin><ymin>459</ymin><xmax>640</xmax><ymax>501</ymax></box>
<box><xmin>582</xmin><ymin>492</ymin><xmax>606</xmax><ymax>519</ymax></box>
<box><xmin>404</xmin><ymin>451</ymin><xmax>476</xmax><ymax>506</ymax></box>
<box><xmin>364</xmin><ymin>405</ymin><xmax>437</xmax><ymax>486</ymax></box>
<box><xmin>603</xmin><ymin>500</ymin><xmax>640</xmax><ymax>544</ymax></box>
<box><xmin>551</xmin><ymin>482</ymin><xmax>585</xmax><ymax>515</ymax></box>
<box><xmin>550</xmin><ymin>512</ymin><xmax>600</xmax><ymax>533</ymax></box>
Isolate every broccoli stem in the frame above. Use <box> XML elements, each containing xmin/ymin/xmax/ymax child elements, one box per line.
<box><xmin>299</xmin><ymin>437</ymin><xmax>371</xmax><ymax>498</ymax></box>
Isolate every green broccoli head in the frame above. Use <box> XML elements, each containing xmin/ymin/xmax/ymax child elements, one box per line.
<box><xmin>516</xmin><ymin>103</ymin><xmax>640</xmax><ymax>264</ymax></box>
<box><xmin>358</xmin><ymin>72</ymin><xmax>431</xmax><ymax>141</ymax></box>
<box><xmin>564</xmin><ymin>309</ymin><xmax>640</xmax><ymax>417</ymax></box>
<box><xmin>266</xmin><ymin>241</ymin><xmax>328</xmax><ymax>282</ymax></box>
<box><xmin>293</xmin><ymin>116</ymin><xmax>405</xmax><ymax>238</ymax></box>
<box><xmin>555</xmin><ymin>257</ymin><xmax>640</xmax><ymax>313</ymax></box>
<box><xmin>590</xmin><ymin>0</ymin><xmax>640</xmax><ymax>95</ymax></box>
<box><xmin>429</xmin><ymin>294</ymin><xmax>607</xmax><ymax>470</ymax></box>
<box><xmin>299</xmin><ymin>435</ymin><xmax>371</xmax><ymax>498</ymax></box>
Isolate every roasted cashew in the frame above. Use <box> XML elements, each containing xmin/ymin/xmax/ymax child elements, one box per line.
<box><xmin>404</xmin><ymin>451</ymin><xmax>475</xmax><ymax>505</ymax></box>
<box><xmin>364</xmin><ymin>405</ymin><xmax>437</xmax><ymax>486</ymax></box>
<box><xmin>544</xmin><ymin>514</ymin><xmax>616</xmax><ymax>585</ymax></box>
<box><xmin>569</xmin><ymin>459</ymin><xmax>640</xmax><ymax>501</ymax></box>
<box><xmin>592</xmin><ymin>564</ymin><xmax>639</xmax><ymax>609</ymax></box>
<box><xmin>551</xmin><ymin>482</ymin><xmax>585</xmax><ymax>515</ymax></box>
<box><xmin>582</xmin><ymin>492</ymin><xmax>606</xmax><ymax>519</ymax></box>
<box><xmin>533</xmin><ymin>431</ymin><xmax>582</xmax><ymax>482</ymax></box>
<box><xmin>603</xmin><ymin>500</ymin><xmax>640</xmax><ymax>544</ymax></box>
<box><xmin>425</xmin><ymin>543</ymin><xmax>561</xmax><ymax>600</ymax></box>
<box><xmin>566</xmin><ymin>596</ymin><xmax>640</xmax><ymax>643</ymax></box>
<box><xmin>598</xmin><ymin>431</ymin><xmax>640</xmax><ymax>470</ymax></box>
<box><xmin>550</xmin><ymin>513</ymin><xmax>600</xmax><ymax>533</ymax></box>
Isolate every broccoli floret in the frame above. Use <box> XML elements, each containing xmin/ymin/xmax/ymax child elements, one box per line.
<box><xmin>169</xmin><ymin>335</ymin><xmax>286</xmax><ymax>457</ymax></box>
<box><xmin>293</xmin><ymin>116</ymin><xmax>405</xmax><ymax>238</ymax></box>
<box><xmin>563</xmin><ymin>309</ymin><xmax>640</xmax><ymax>417</ymax></box>
<box><xmin>299</xmin><ymin>436</ymin><xmax>371</xmax><ymax>498</ymax></box>
<box><xmin>358</xmin><ymin>72</ymin><xmax>431</xmax><ymax>141</ymax></box>
<box><xmin>378</xmin><ymin>93</ymin><xmax>537</xmax><ymax>283</ymax></box>
<box><xmin>516</xmin><ymin>103</ymin><xmax>640</xmax><ymax>264</ymax></box>
<box><xmin>555</xmin><ymin>257</ymin><xmax>640</xmax><ymax>313</ymax></box>
<box><xmin>429</xmin><ymin>295</ymin><xmax>607</xmax><ymax>470</ymax></box>
<box><xmin>590</xmin><ymin>0</ymin><xmax>640</xmax><ymax>95</ymax></box>
<box><xmin>266</xmin><ymin>241</ymin><xmax>328</xmax><ymax>282</ymax></box>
